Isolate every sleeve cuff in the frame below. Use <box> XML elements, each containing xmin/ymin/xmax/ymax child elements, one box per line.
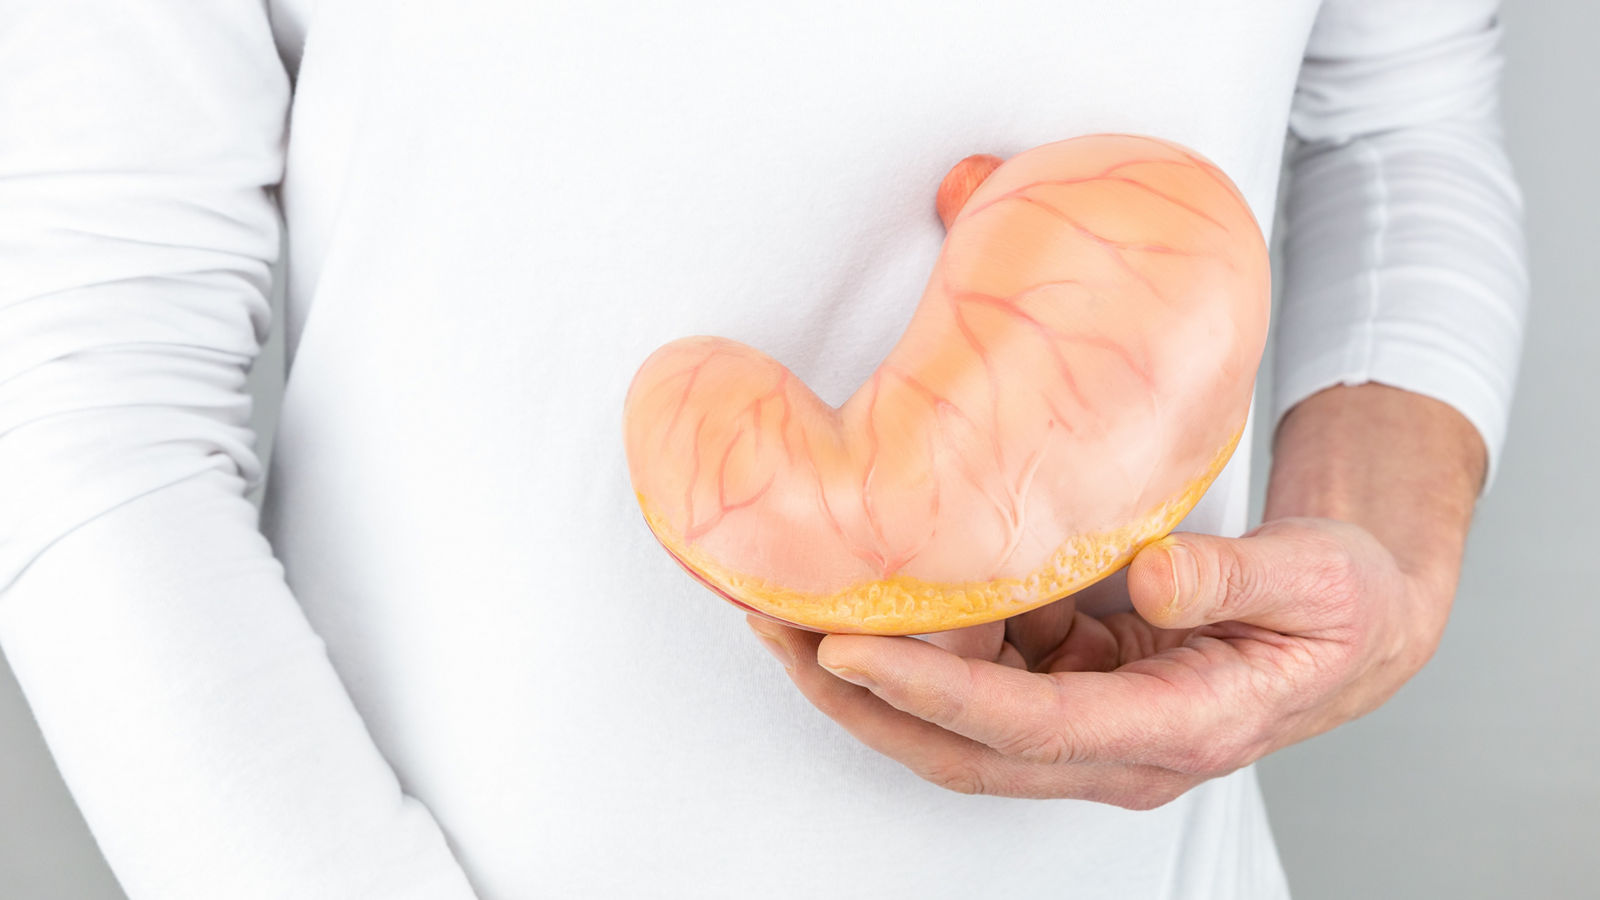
<box><xmin>1271</xmin><ymin>337</ymin><xmax>1512</xmax><ymax>495</ymax></box>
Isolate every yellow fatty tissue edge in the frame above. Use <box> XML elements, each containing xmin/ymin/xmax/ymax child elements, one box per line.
<box><xmin>639</xmin><ymin>422</ymin><xmax>1244</xmax><ymax>635</ymax></box>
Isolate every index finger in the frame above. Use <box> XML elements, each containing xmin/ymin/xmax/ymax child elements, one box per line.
<box><xmin>819</xmin><ymin>632</ymin><xmax>1240</xmax><ymax>772</ymax></box>
<box><xmin>752</xmin><ymin>617</ymin><xmax>1194</xmax><ymax>803</ymax></box>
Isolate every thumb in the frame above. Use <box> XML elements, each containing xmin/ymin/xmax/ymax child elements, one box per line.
<box><xmin>1125</xmin><ymin>521</ymin><xmax>1362</xmax><ymax>634</ymax></box>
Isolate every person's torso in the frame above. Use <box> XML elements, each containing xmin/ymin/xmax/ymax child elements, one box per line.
<box><xmin>259</xmin><ymin>2</ymin><xmax>1316</xmax><ymax>896</ymax></box>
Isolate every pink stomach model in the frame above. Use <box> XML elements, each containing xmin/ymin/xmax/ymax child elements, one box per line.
<box><xmin>623</xmin><ymin>133</ymin><xmax>1269</xmax><ymax>635</ymax></box>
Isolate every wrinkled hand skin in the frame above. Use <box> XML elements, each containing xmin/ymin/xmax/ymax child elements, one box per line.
<box><xmin>748</xmin><ymin>382</ymin><xmax>1485</xmax><ymax>808</ymax></box>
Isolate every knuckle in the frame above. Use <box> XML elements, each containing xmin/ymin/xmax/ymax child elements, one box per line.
<box><xmin>803</xmin><ymin>672</ymin><xmax>855</xmax><ymax>718</ymax></box>
<box><xmin>919</xmin><ymin>755</ymin><xmax>991</xmax><ymax>795</ymax></box>
<box><xmin>1115</xmin><ymin>790</ymin><xmax>1168</xmax><ymax>812</ymax></box>
<box><xmin>1215</xmin><ymin>550</ymin><xmax>1254</xmax><ymax>618</ymax></box>
<box><xmin>1304</xmin><ymin>533</ymin><xmax>1362</xmax><ymax>604</ymax></box>
<box><xmin>918</xmin><ymin>662</ymin><xmax>979</xmax><ymax>730</ymax></box>
<box><xmin>995</xmin><ymin>727</ymin><xmax>1077</xmax><ymax>766</ymax></box>
<box><xmin>808</xmin><ymin>685</ymin><xmax>850</xmax><ymax>719</ymax></box>
<box><xmin>927</xmin><ymin>682</ymin><xmax>971</xmax><ymax>729</ymax></box>
<box><xmin>1111</xmin><ymin>778</ymin><xmax>1190</xmax><ymax>811</ymax></box>
<box><xmin>988</xmin><ymin>682</ymin><xmax>1093</xmax><ymax>766</ymax></box>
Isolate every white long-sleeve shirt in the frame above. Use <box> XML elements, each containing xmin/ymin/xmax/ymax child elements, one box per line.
<box><xmin>0</xmin><ymin>2</ymin><xmax>1527</xmax><ymax>898</ymax></box>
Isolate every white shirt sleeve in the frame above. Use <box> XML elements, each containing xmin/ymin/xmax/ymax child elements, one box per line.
<box><xmin>1275</xmin><ymin>0</ymin><xmax>1530</xmax><ymax>492</ymax></box>
<box><xmin>0</xmin><ymin>3</ymin><xmax>479</xmax><ymax>897</ymax></box>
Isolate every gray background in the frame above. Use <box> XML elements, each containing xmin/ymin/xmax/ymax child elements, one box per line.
<box><xmin>1</xmin><ymin>2</ymin><xmax>1594</xmax><ymax>896</ymax></box>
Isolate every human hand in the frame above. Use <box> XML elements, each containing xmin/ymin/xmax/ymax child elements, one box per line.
<box><xmin>748</xmin><ymin>513</ymin><xmax>1453</xmax><ymax>808</ymax></box>
<box><xmin>746</xmin><ymin>384</ymin><xmax>1483</xmax><ymax>808</ymax></box>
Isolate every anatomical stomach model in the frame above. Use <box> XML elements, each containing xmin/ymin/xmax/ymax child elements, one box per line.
<box><xmin>623</xmin><ymin>133</ymin><xmax>1269</xmax><ymax>635</ymax></box>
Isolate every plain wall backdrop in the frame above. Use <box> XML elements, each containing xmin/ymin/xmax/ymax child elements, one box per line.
<box><xmin>1</xmin><ymin>2</ymin><xmax>1594</xmax><ymax>896</ymax></box>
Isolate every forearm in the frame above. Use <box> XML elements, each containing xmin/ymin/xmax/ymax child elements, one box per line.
<box><xmin>1276</xmin><ymin>1</ymin><xmax>1526</xmax><ymax>505</ymax></box>
<box><xmin>1264</xmin><ymin>382</ymin><xmax>1484</xmax><ymax>599</ymax></box>
<box><xmin>0</xmin><ymin>469</ymin><xmax>480</xmax><ymax>899</ymax></box>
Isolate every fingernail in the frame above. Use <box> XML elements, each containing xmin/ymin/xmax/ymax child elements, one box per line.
<box><xmin>1160</xmin><ymin>537</ymin><xmax>1198</xmax><ymax>616</ymax></box>
<box><xmin>746</xmin><ymin>619</ymin><xmax>794</xmax><ymax>671</ymax></box>
<box><xmin>819</xmin><ymin>662</ymin><xmax>877</xmax><ymax>690</ymax></box>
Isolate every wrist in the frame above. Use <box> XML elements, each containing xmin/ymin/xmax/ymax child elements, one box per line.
<box><xmin>1263</xmin><ymin>383</ymin><xmax>1484</xmax><ymax>594</ymax></box>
